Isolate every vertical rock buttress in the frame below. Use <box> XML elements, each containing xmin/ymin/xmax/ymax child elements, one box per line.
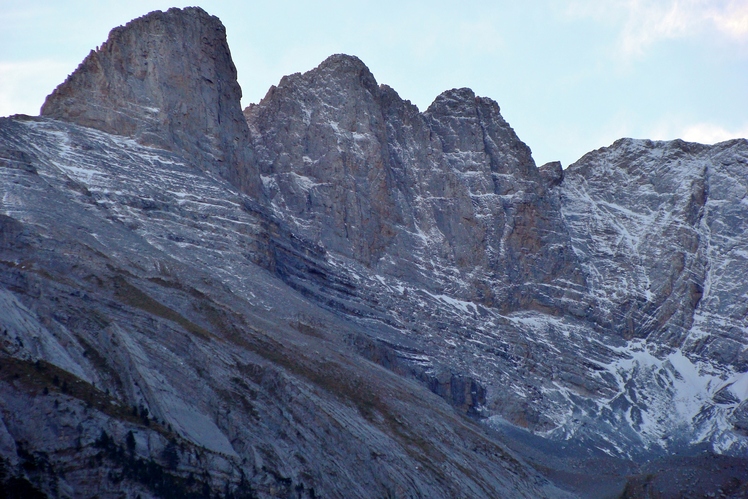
<box><xmin>41</xmin><ymin>7</ymin><xmax>261</xmax><ymax>198</ymax></box>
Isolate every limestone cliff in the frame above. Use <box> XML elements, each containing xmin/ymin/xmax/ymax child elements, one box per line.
<box><xmin>1</xmin><ymin>6</ymin><xmax>748</xmax><ymax>498</ymax></box>
<box><xmin>41</xmin><ymin>7</ymin><xmax>260</xmax><ymax>197</ymax></box>
<box><xmin>245</xmin><ymin>55</ymin><xmax>585</xmax><ymax>313</ymax></box>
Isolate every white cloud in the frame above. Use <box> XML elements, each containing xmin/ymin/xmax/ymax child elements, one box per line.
<box><xmin>650</xmin><ymin>120</ymin><xmax>748</xmax><ymax>143</ymax></box>
<box><xmin>0</xmin><ymin>60</ymin><xmax>73</xmax><ymax>118</ymax></box>
<box><xmin>680</xmin><ymin>122</ymin><xmax>748</xmax><ymax>143</ymax></box>
<box><xmin>707</xmin><ymin>0</ymin><xmax>748</xmax><ymax>39</ymax></box>
<box><xmin>566</xmin><ymin>0</ymin><xmax>748</xmax><ymax>56</ymax></box>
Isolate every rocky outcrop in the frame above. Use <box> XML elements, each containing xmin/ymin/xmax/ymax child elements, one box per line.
<box><xmin>539</xmin><ymin>161</ymin><xmax>563</xmax><ymax>187</ymax></box>
<box><xmin>40</xmin><ymin>7</ymin><xmax>261</xmax><ymax>197</ymax></box>
<box><xmin>246</xmin><ymin>55</ymin><xmax>585</xmax><ymax>312</ymax></box>
<box><xmin>245</xmin><ymin>55</ymin><xmax>401</xmax><ymax>266</ymax></box>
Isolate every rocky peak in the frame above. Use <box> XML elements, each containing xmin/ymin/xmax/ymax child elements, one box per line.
<box><xmin>425</xmin><ymin>87</ymin><xmax>478</xmax><ymax>117</ymax></box>
<box><xmin>40</xmin><ymin>7</ymin><xmax>260</xmax><ymax>196</ymax></box>
<box><xmin>539</xmin><ymin>161</ymin><xmax>563</xmax><ymax>187</ymax></box>
<box><xmin>244</xmin><ymin>54</ymin><xmax>398</xmax><ymax>265</ymax></box>
<box><xmin>425</xmin><ymin>88</ymin><xmax>536</xmax><ymax>178</ymax></box>
<box><xmin>245</xmin><ymin>54</ymin><xmax>584</xmax><ymax>310</ymax></box>
<box><xmin>314</xmin><ymin>54</ymin><xmax>379</xmax><ymax>93</ymax></box>
<box><xmin>7</xmin><ymin>9</ymin><xmax>748</xmax><ymax>496</ymax></box>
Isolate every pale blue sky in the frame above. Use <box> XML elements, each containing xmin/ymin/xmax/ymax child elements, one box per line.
<box><xmin>1</xmin><ymin>0</ymin><xmax>747</xmax><ymax>167</ymax></box>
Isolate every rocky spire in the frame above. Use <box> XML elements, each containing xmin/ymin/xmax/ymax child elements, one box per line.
<box><xmin>41</xmin><ymin>7</ymin><xmax>261</xmax><ymax>197</ymax></box>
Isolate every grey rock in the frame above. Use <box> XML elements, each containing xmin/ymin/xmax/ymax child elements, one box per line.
<box><xmin>714</xmin><ymin>384</ymin><xmax>740</xmax><ymax>406</ymax></box>
<box><xmin>246</xmin><ymin>55</ymin><xmax>585</xmax><ymax>314</ymax></box>
<box><xmin>0</xmin><ymin>116</ymin><xmax>559</xmax><ymax>498</ymax></box>
<box><xmin>560</xmin><ymin>137</ymin><xmax>748</xmax><ymax>368</ymax></box>
<box><xmin>732</xmin><ymin>401</ymin><xmax>748</xmax><ymax>432</ymax></box>
<box><xmin>2</xmin><ymin>6</ymin><xmax>748</xmax><ymax>498</ymax></box>
<box><xmin>40</xmin><ymin>7</ymin><xmax>261</xmax><ymax>198</ymax></box>
<box><xmin>539</xmin><ymin>160</ymin><xmax>563</xmax><ymax>187</ymax></box>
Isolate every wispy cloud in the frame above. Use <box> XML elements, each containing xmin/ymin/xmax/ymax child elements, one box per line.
<box><xmin>650</xmin><ymin>120</ymin><xmax>748</xmax><ymax>143</ymax></box>
<box><xmin>679</xmin><ymin>122</ymin><xmax>748</xmax><ymax>143</ymax></box>
<box><xmin>703</xmin><ymin>0</ymin><xmax>748</xmax><ymax>39</ymax></box>
<box><xmin>566</xmin><ymin>0</ymin><xmax>748</xmax><ymax>56</ymax></box>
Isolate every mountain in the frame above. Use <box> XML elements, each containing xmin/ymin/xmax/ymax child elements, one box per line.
<box><xmin>1</xmin><ymin>6</ymin><xmax>747</xmax><ymax>498</ymax></box>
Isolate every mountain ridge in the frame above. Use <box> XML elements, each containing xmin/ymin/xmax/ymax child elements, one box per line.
<box><xmin>2</xmin><ymin>6</ymin><xmax>748</xmax><ymax>498</ymax></box>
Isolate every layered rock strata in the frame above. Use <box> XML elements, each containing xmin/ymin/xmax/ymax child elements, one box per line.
<box><xmin>245</xmin><ymin>55</ymin><xmax>586</xmax><ymax>314</ymax></box>
<box><xmin>1</xmin><ymin>5</ymin><xmax>747</xmax><ymax>498</ymax></box>
<box><xmin>40</xmin><ymin>7</ymin><xmax>261</xmax><ymax>197</ymax></box>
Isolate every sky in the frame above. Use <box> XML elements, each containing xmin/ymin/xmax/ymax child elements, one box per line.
<box><xmin>1</xmin><ymin>0</ymin><xmax>747</xmax><ymax>167</ymax></box>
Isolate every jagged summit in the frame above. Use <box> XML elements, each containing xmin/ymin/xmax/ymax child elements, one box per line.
<box><xmin>300</xmin><ymin>54</ymin><xmax>379</xmax><ymax>92</ymax></box>
<box><xmin>316</xmin><ymin>53</ymin><xmax>375</xmax><ymax>76</ymax></box>
<box><xmin>3</xmin><ymin>6</ymin><xmax>748</xmax><ymax>498</ymax></box>
<box><xmin>244</xmin><ymin>51</ymin><xmax>583</xmax><ymax>311</ymax></box>
<box><xmin>40</xmin><ymin>7</ymin><xmax>260</xmax><ymax>196</ymax></box>
<box><xmin>424</xmin><ymin>87</ymin><xmax>536</xmax><ymax>177</ymax></box>
<box><xmin>426</xmin><ymin>86</ymin><xmax>478</xmax><ymax>111</ymax></box>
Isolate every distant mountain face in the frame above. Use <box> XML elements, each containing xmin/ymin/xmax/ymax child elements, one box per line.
<box><xmin>40</xmin><ymin>6</ymin><xmax>261</xmax><ymax>198</ymax></box>
<box><xmin>2</xmin><ymin>6</ymin><xmax>748</xmax><ymax>498</ymax></box>
<box><xmin>244</xmin><ymin>55</ymin><xmax>585</xmax><ymax>315</ymax></box>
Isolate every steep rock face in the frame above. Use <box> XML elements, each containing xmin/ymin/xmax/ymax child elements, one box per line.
<box><xmin>0</xmin><ymin>116</ymin><xmax>555</xmax><ymax>498</ymax></box>
<box><xmin>686</xmin><ymin>140</ymin><xmax>748</xmax><ymax>369</ymax></box>
<box><xmin>561</xmin><ymin>139</ymin><xmax>709</xmax><ymax>341</ymax></box>
<box><xmin>549</xmin><ymin>138</ymin><xmax>748</xmax><ymax>457</ymax></box>
<box><xmin>245</xmin><ymin>55</ymin><xmax>585</xmax><ymax>312</ymax></box>
<box><xmin>40</xmin><ymin>7</ymin><xmax>260</xmax><ymax>197</ymax></box>
<box><xmin>245</xmin><ymin>59</ymin><xmax>748</xmax><ymax>465</ymax></box>
<box><xmin>245</xmin><ymin>55</ymin><xmax>401</xmax><ymax>265</ymax></box>
<box><xmin>560</xmin><ymin>138</ymin><xmax>748</xmax><ymax>368</ymax></box>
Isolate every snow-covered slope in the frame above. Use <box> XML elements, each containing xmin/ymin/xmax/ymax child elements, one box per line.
<box><xmin>554</xmin><ymin>138</ymin><xmax>748</xmax><ymax>456</ymax></box>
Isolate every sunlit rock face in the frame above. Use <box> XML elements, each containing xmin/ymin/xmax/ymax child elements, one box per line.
<box><xmin>2</xmin><ymin>5</ymin><xmax>748</xmax><ymax>499</ymax></box>
<box><xmin>40</xmin><ymin>7</ymin><xmax>261</xmax><ymax>198</ymax></box>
